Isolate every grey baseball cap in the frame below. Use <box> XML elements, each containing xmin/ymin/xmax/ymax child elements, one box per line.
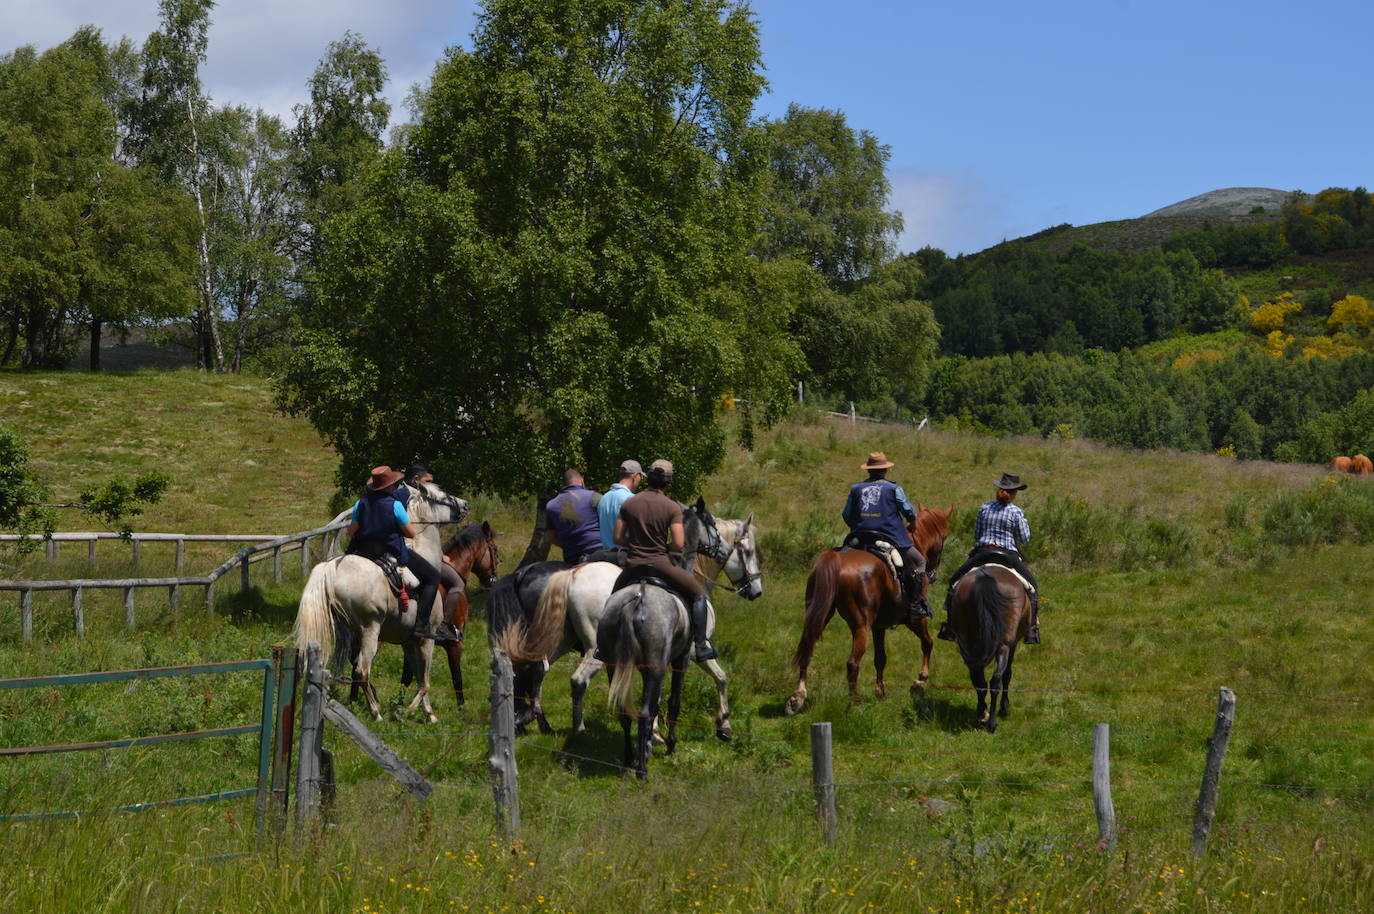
<box><xmin>618</xmin><ymin>459</ymin><xmax>643</xmax><ymax>475</ymax></box>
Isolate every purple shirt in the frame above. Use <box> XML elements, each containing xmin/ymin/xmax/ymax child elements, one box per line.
<box><xmin>545</xmin><ymin>484</ymin><xmax>603</xmax><ymax>563</ymax></box>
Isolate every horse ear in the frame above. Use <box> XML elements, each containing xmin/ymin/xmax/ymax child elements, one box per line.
<box><xmin>744</xmin><ymin>511</ymin><xmax>755</xmax><ymax>532</ymax></box>
<box><xmin>917</xmin><ymin>501</ymin><xmax>926</xmax><ymax>512</ymax></box>
<box><xmin>482</xmin><ymin>521</ymin><xmax>491</xmax><ymax>536</ymax></box>
<box><xmin>695</xmin><ymin>495</ymin><xmax>707</xmax><ymax>511</ymax></box>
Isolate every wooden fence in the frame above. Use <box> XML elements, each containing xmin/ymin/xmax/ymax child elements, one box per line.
<box><xmin>0</xmin><ymin>520</ymin><xmax>349</xmax><ymax>642</ymax></box>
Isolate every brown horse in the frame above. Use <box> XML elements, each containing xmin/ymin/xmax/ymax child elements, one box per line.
<box><xmin>785</xmin><ymin>505</ymin><xmax>952</xmax><ymax>716</ymax></box>
<box><xmin>1331</xmin><ymin>456</ymin><xmax>1353</xmax><ymax>473</ymax></box>
<box><xmin>397</xmin><ymin>522</ymin><xmax>501</xmax><ymax>708</ymax></box>
<box><xmin>948</xmin><ymin>564</ymin><xmax>1033</xmax><ymax>733</ymax></box>
<box><xmin>1352</xmin><ymin>454</ymin><xmax>1374</xmax><ymax>475</ymax></box>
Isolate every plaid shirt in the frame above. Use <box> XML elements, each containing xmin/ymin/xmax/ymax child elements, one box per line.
<box><xmin>973</xmin><ymin>499</ymin><xmax>1030</xmax><ymax>552</ymax></box>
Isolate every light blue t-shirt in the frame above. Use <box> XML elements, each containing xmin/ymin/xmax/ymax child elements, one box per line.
<box><xmin>597</xmin><ymin>483</ymin><xmax>635</xmax><ymax>547</ymax></box>
<box><xmin>351</xmin><ymin>499</ymin><xmax>410</xmax><ymax>526</ymax></box>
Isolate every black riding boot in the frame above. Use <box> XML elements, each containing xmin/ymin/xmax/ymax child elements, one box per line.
<box><xmin>937</xmin><ymin>587</ymin><xmax>956</xmax><ymax>641</ymax></box>
<box><xmin>1025</xmin><ymin>592</ymin><xmax>1041</xmax><ymax>644</ymax></box>
<box><xmin>904</xmin><ymin>567</ymin><xmax>930</xmax><ymax>626</ymax></box>
<box><xmin>410</xmin><ymin>581</ymin><xmax>443</xmax><ymax>641</ymax></box>
<box><xmin>689</xmin><ymin>594</ymin><xmax>718</xmax><ymax>661</ymax></box>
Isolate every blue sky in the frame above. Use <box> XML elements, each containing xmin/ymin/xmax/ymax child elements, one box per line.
<box><xmin>5</xmin><ymin>0</ymin><xmax>1372</xmax><ymax>254</ymax></box>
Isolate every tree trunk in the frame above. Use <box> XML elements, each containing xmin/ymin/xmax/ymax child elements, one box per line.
<box><xmin>515</xmin><ymin>492</ymin><xmax>556</xmax><ymax>570</ymax></box>
<box><xmin>1</xmin><ymin>313</ymin><xmax>18</xmax><ymax>366</ymax></box>
<box><xmin>89</xmin><ymin>317</ymin><xmax>102</xmax><ymax>371</ymax></box>
<box><xmin>231</xmin><ymin>277</ymin><xmax>256</xmax><ymax>374</ymax></box>
<box><xmin>186</xmin><ymin>94</ymin><xmax>223</xmax><ymax>372</ymax></box>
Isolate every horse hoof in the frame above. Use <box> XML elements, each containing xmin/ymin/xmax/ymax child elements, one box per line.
<box><xmin>910</xmin><ymin>680</ymin><xmax>927</xmax><ymax>697</ymax></box>
<box><xmin>537</xmin><ymin>716</ymin><xmax>554</xmax><ymax>735</ymax></box>
<box><xmin>426</xmin><ymin>714</ymin><xmax>438</xmax><ymax>724</ymax></box>
<box><xmin>717</xmin><ymin>727</ymin><xmax>732</xmax><ymax>742</ymax></box>
<box><xmin>784</xmin><ymin>697</ymin><xmax>804</xmax><ymax>717</ymax></box>
<box><xmin>651</xmin><ymin>732</ymin><xmax>666</xmax><ymax>747</ymax></box>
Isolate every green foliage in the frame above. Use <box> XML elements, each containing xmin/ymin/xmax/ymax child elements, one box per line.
<box><xmin>280</xmin><ymin>0</ymin><xmax>794</xmax><ymax>498</ymax></box>
<box><xmin>1263</xmin><ymin>476</ymin><xmax>1374</xmax><ymax>545</ymax></box>
<box><xmin>78</xmin><ymin>472</ymin><xmax>170</xmax><ymax>536</ymax></box>
<box><xmin>0</xmin><ymin>427</ymin><xmax>53</xmax><ymax>555</ymax></box>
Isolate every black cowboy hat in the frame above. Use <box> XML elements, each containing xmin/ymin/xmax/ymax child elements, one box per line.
<box><xmin>995</xmin><ymin>472</ymin><xmax>1027</xmax><ymax>491</ymax></box>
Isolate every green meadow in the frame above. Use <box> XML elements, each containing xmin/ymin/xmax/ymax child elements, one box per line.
<box><xmin>2</xmin><ymin>370</ymin><xmax>1372</xmax><ymax>913</ymax></box>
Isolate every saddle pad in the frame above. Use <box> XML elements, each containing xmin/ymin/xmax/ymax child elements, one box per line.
<box><xmin>978</xmin><ymin>563</ymin><xmax>1035</xmax><ymax>594</ymax></box>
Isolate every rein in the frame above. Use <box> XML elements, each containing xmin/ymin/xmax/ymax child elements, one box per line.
<box><xmin>692</xmin><ymin>519</ymin><xmax>759</xmax><ymax>598</ymax></box>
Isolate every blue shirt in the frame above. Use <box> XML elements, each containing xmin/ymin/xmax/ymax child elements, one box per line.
<box><xmin>545</xmin><ymin>484</ymin><xmax>603</xmax><ymax>563</ymax></box>
<box><xmin>349</xmin><ymin>491</ymin><xmax>411</xmax><ymax>560</ymax></box>
<box><xmin>974</xmin><ymin>500</ymin><xmax>1030</xmax><ymax>552</ymax></box>
<box><xmin>351</xmin><ymin>498</ymin><xmax>410</xmax><ymax>526</ymax></box>
<box><xmin>843</xmin><ymin>478</ymin><xmax>916</xmax><ymax>548</ymax></box>
<box><xmin>598</xmin><ymin>482</ymin><xmax>635</xmax><ymax>547</ymax></box>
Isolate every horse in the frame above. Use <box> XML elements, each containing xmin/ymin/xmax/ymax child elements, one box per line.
<box><xmin>785</xmin><ymin>504</ymin><xmax>952</xmax><ymax>716</ymax></box>
<box><xmin>1332</xmin><ymin>456</ymin><xmax>1353</xmax><ymax>473</ymax></box>
<box><xmin>397</xmin><ymin>522</ymin><xmax>501</xmax><ymax>709</ymax></box>
<box><xmin>1352</xmin><ymin>454</ymin><xmax>1374</xmax><ymax>475</ymax></box>
<box><xmin>947</xmin><ymin>564</ymin><xmax>1033</xmax><ymax>732</ymax></box>
<box><xmin>600</xmin><ymin>582</ymin><xmax>702</xmax><ymax>779</ymax></box>
<box><xmin>495</xmin><ymin>500</ymin><xmax>759</xmax><ymax>736</ymax></box>
<box><xmin>292</xmin><ymin>480</ymin><xmax>468</xmax><ymax>722</ymax></box>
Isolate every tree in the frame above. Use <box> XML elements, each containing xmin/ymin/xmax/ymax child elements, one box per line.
<box><xmin>125</xmin><ymin>0</ymin><xmax>224</xmax><ymax>370</ymax></box>
<box><xmin>278</xmin><ymin>0</ymin><xmax>796</xmax><ymax>508</ymax></box>
<box><xmin>757</xmin><ymin>103</ymin><xmax>903</xmax><ymax>288</ymax></box>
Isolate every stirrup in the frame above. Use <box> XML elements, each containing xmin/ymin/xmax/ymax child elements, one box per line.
<box><xmin>937</xmin><ymin>620</ymin><xmax>956</xmax><ymax>642</ymax></box>
<box><xmin>694</xmin><ymin>641</ymin><xmax>718</xmax><ymax>661</ymax></box>
<box><xmin>1024</xmin><ymin>624</ymin><xmax>1041</xmax><ymax>645</ymax></box>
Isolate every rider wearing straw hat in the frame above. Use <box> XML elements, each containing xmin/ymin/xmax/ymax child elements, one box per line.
<box><xmin>937</xmin><ymin>472</ymin><xmax>1041</xmax><ymax>644</ymax></box>
<box><xmin>345</xmin><ymin>465</ymin><xmax>447</xmax><ymax>642</ymax></box>
<box><xmin>842</xmin><ymin>451</ymin><xmax>929</xmax><ymax>627</ymax></box>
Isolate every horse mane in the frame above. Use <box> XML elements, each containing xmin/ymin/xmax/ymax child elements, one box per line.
<box><xmin>442</xmin><ymin>523</ymin><xmax>488</xmax><ymax>553</ymax></box>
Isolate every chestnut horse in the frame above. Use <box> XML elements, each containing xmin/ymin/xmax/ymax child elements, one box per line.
<box><xmin>947</xmin><ymin>564</ymin><xmax>1033</xmax><ymax>733</ymax></box>
<box><xmin>398</xmin><ymin>522</ymin><xmax>500</xmax><ymax>708</ymax></box>
<box><xmin>785</xmin><ymin>505</ymin><xmax>952</xmax><ymax>715</ymax></box>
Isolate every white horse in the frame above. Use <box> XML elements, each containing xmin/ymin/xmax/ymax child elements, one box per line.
<box><xmin>505</xmin><ymin>510</ymin><xmax>761</xmax><ymax>737</ymax></box>
<box><xmin>293</xmin><ymin>481</ymin><xmax>468</xmax><ymax>722</ymax></box>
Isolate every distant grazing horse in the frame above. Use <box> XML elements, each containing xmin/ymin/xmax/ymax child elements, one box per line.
<box><xmin>1332</xmin><ymin>456</ymin><xmax>1353</xmax><ymax>473</ymax></box>
<box><xmin>398</xmin><ymin>522</ymin><xmax>500</xmax><ymax>709</ymax></box>
<box><xmin>293</xmin><ymin>480</ymin><xmax>467</xmax><ymax>722</ymax></box>
<box><xmin>505</xmin><ymin>507</ymin><xmax>760</xmax><ymax>736</ymax></box>
<box><xmin>1353</xmin><ymin>454</ymin><xmax>1374</xmax><ymax>475</ymax></box>
<box><xmin>785</xmin><ymin>505</ymin><xmax>952</xmax><ymax>716</ymax></box>
<box><xmin>486</xmin><ymin>498</ymin><xmax>732</xmax><ymax>731</ymax></box>
<box><xmin>600</xmin><ymin>582</ymin><xmax>707</xmax><ymax>779</ymax></box>
<box><xmin>948</xmin><ymin>564</ymin><xmax>1033</xmax><ymax>733</ymax></box>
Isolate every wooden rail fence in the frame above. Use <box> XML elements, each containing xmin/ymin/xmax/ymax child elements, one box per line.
<box><xmin>1</xmin><ymin>520</ymin><xmax>349</xmax><ymax>642</ymax></box>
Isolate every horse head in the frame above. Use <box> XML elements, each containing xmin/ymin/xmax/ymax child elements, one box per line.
<box><xmin>718</xmin><ymin>512</ymin><xmax>763</xmax><ymax>600</ymax></box>
<box><xmin>409</xmin><ymin>480</ymin><xmax>470</xmax><ymax>525</ymax></box>
<box><xmin>913</xmin><ymin>503</ymin><xmax>954</xmax><ymax>582</ymax></box>
<box><xmin>474</xmin><ymin>521</ymin><xmax>500</xmax><ymax>587</ymax></box>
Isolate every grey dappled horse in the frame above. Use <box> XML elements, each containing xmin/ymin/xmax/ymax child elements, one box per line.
<box><xmin>293</xmin><ymin>481</ymin><xmax>467</xmax><ymax>722</ymax></box>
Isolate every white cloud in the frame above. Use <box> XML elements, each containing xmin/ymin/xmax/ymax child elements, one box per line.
<box><xmin>0</xmin><ymin>0</ymin><xmax>477</xmax><ymax>126</ymax></box>
<box><xmin>887</xmin><ymin>167</ymin><xmax>1022</xmax><ymax>257</ymax></box>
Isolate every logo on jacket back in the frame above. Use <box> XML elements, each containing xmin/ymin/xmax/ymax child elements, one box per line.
<box><xmin>859</xmin><ymin>484</ymin><xmax>881</xmax><ymax>514</ymax></box>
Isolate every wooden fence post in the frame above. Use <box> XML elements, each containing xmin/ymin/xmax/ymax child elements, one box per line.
<box><xmin>488</xmin><ymin>651</ymin><xmax>520</xmax><ymax>839</ymax></box>
<box><xmin>269</xmin><ymin>644</ymin><xmax>299</xmax><ymax>832</ymax></box>
<box><xmin>1092</xmin><ymin>723</ymin><xmax>1116</xmax><ymax>850</ymax></box>
<box><xmin>1192</xmin><ymin>687</ymin><xmax>1236</xmax><ymax>856</ymax></box>
<box><xmin>72</xmin><ymin>587</ymin><xmax>84</xmax><ymax>638</ymax></box>
<box><xmin>240</xmin><ymin>553</ymin><xmax>251</xmax><ymax>593</ymax></box>
<box><xmin>295</xmin><ymin>643</ymin><xmax>325</xmax><ymax>828</ymax></box>
<box><xmin>849</xmin><ymin>401</ymin><xmax>856</xmax><ymax>424</ymax></box>
<box><xmin>169</xmin><ymin>583</ymin><xmax>179</xmax><ymax>613</ymax></box>
<box><xmin>124</xmin><ymin>586</ymin><xmax>135</xmax><ymax>630</ymax></box>
<box><xmin>46</xmin><ymin>539</ymin><xmax>57</xmax><ymax>562</ymax></box>
<box><xmin>300</xmin><ymin>538</ymin><xmax>311</xmax><ymax>578</ymax></box>
<box><xmin>87</xmin><ymin>539</ymin><xmax>97</xmax><ymax>566</ymax></box>
<box><xmin>131</xmin><ymin>539</ymin><xmax>140</xmax><ymax>571</ymax></box>
<box><xmin>273</xmin><ymin>546</ymin><xmax>283</xmax><ymax>583</ymax></box>
<box><xmin>21</xmin><ymin>588</ymin><xmax>32</xmax><ymax>643</ymax></box>
<box><xmin>175</xmin><ymin>538</ymin><xmax>185</xmax><ymax>575</ymax></box>
<box><xmin>811</xmin><ymin>721</ymin><xmax>836</xmax><ymax>844</ymax></box>
<box><xmin>205</xmin><ymin>578</ymin><xmax>216</xmax><ymax>614</ymax></box>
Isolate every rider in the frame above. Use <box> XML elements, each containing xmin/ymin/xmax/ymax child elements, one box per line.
<box><xmin>545</xmin><ymin>469</ymin><xmax>603</xmax><ymax>565</ymax></box>
<box><xmin>937</xmin><ymin>472</ymin><xmax>1041</xmax><ymax>644</ymax></box>
<box><xmin>578</xmin><ymin>459</ymin><xmax>643</xmax><ymax>567</ymax></box>
<box><xmin>842</xmin><ymin>451</ymin><xmax>929</xmax><ymax>627</ymax></box>
<box><xmin>406</xmin><ymin>462</ymin><xmax>462</xmax><ymax>644</ymax></box>
<box><xmin>612</xmin><ymin>459</ymin><xmax>719</xmax><ymax>661</ymax></box>
<box><xmin>345</xmin><ymin>465</ymin><xmax>446</xmax><ymax>642</ymax></box>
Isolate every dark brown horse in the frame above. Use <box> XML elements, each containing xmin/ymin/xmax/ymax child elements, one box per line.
<box><xmin>948</xmin><ymin>564</ymin><xmax>1032</xmax><ymax>732</ymax></box>
<box><xmin>785</xmin><ymin>505</ymin><xmax>952</xmax><ymax>715</ymax></box>
<box><xmin>396</xmin><ymin>522</ymin><xmax>500</xmax><ymax>708</ymax></box>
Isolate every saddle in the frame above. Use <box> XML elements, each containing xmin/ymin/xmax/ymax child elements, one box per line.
<box><xmin>975</xmin><ymin>562</ymin><xmax>1035</xmax><ymax>595</ymax></box>
<box><xmin>612</xmin><ymin>566</ymin><xmax>692</xmax><ymax>606</ymax></box>
<box><xmin>842</xmin><ymin>532</ymin><xmax>907</xmax><ymax>593</ymax></box>
<box><xmin>347</xmin><ymin>549</ymin><xmax>419</xmax><ymax>605</ymax></box>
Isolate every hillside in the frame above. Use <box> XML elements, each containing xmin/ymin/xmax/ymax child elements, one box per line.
<box><xmin>1143</xmin><ymin>186</ymin><xmax>1300</xmax><ymax>218</ymax></box>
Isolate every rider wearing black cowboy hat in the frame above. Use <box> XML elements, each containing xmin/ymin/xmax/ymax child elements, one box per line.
<box><xmin>842</xmin><ymin>451</ymin><xmax>929</xmax><ymax>627</ymax></box>
<box><xmin>937</xmin><ymin>472</ymin><xmax>1042</xmax><ymax>644</ymax></box>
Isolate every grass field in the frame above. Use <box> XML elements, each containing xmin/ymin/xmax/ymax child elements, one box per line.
<box><xmin>2</xmin><ymin>370</ymin><xmax>1373</xmax><ymax>913</ymax></box>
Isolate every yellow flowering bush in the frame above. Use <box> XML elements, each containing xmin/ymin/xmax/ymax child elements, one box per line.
<box><xmin>1264</xmin><ymin>330</ymin><xmax>1293</xmax><ymax>357</ymax></box>
<box><xmin>1327</xmin><ymin>294</ymin><xmax>1373</xmax><ymax>334</ymax></box>
<box><xmin>1249</xmin><ymin>292</ymin><xmax>1302</xmax><ymax>333</ymax></box>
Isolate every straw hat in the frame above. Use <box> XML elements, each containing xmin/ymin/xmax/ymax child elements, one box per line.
<box><xmin>861</xmin><ymin>451</ymin><xmax>895</xmax><ymax>470</ymax></box>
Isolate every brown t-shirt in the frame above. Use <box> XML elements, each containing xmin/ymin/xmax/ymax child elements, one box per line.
<box><xmin>618</xmin><ymin>489</ymin><xmax>682</xmax><ymax>564</ymax></box>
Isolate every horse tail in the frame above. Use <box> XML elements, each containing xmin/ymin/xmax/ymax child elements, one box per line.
<box><xmin>517</xmin><ymin>568</ymin><xmax>573</xmax><ymax>662</ymax></box>
<box><xmin>293</xmin><ymin>558</ymin><xmax>339</xmax><ymax>663</ymax></box>
<box><xmin>608</xmin><ymin>592</ymin><xmax>640</xmax><ymax>716</ymax></box>
<box><xmin>970</xmin><ymin>570</ymin><xmax>1009</xmax><ymax>667</ymax></box>
<box><xmin>485</xmin><ymin>572</ymin><xmax>524</xmax><ymax>646</ymax></box>
<box><xmin>794</xmin><ymin>551</ymin><xmax>839</xmax><ymax>670</ymax></box>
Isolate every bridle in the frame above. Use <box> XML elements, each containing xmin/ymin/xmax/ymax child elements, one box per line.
<box><xmin>690</xmin><ymin>511</ymin><xmax>760</xmax><ymax>598</ymax></box>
